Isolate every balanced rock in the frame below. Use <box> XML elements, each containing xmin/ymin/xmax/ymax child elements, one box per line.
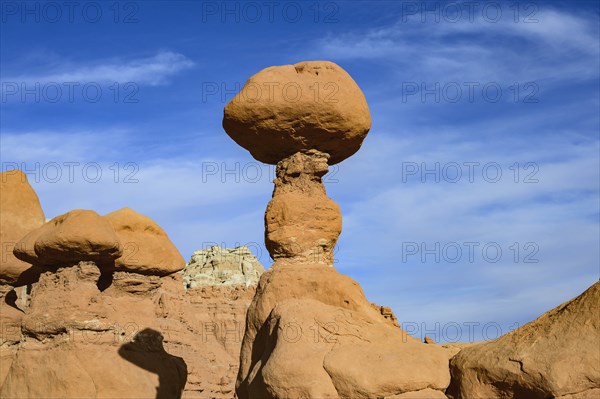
<box><xmin>447</xmin><ymin>280</ymin><xmax>600</xmax><ymax>399</ymax></box>
<box><xmin>105</xmin><ymin>207</ymin><xmax>185</xmax><ymax>276</ymax></box>
<box><xmin>265</xmin><ymin>150</ymin><xmax>341</xmax><ymax>265</ymax></box>
<box><xmin>182</xmin><ymin>245</ymin><xmax>264</xmax><ymax>288</ymax></box>
<box><xmin>14</xmin><ymin>209</ymin><xmax>121</xmax><ymax>268</ymax></box>
<box><xmin>226</xmin><ymin>62</ymin><xmax>452</xmax><ymax>398</ymax></box>
<box><xmin>223</xmin><ymin>61</ymin><xmax>371</xmax><ymax>165</ymax></box>
<box><xmin>0</xmin><ymin>170</ymin><xmax>45</xmax><ymax>285</ymax></box>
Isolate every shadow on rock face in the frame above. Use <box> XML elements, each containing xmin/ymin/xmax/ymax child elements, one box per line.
<box><xmin>12</xmin><ymin>265</ymin><xmax>42</xmax><ymax>287</ymax></box>
<box><xmin>118</xmin><ymin>328</ymin><xmax>187</xmax><ymax>399</ymax></box>
<box><xmin>3</xmin><ymin>288</ymin><xmax>23</xmax><ymax>312</ymax></box>
<box><xmin>96</xmin><ymin>271</ymin><xmax>114</xmax><ymax>291</ymax></box>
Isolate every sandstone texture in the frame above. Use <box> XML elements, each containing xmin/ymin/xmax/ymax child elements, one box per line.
<box><xmin>372</xmin><ymin>302</ymin><xmax>400</xmax><ymax>327</ymax></box>
<box><xmin>105</xmin><ymin>207</ymin><xmax>185</xmax><ymax>275</ymax></box>
<box><xmin>182</xmin><ymin>245</ymin><xmax>264</xmax><ymax>288</ymax></box>
<box><xmin>265</xmin><ymin>150</ymin><xmax>341</xmax><ymax>266</ymax></box>
<box><xmin>0</xmin><ymin>285</ymin><xmax>24</xmax><ymax>387</ymax></box>
<box><xmin>385</xmin><ymin>389</ymin><xmax>449</xmax><ymax>398</ymax></box>
<box><xmin>230</xmin><ymin>62</ymin><xmax>453</xmax><ymax>399</ymax></box>
<box><xmin>0</xmin><ymin>170</ymin><xmax>45</xmax><ymax>285</ymax></box>
<box><xmin>1</xmin><ymin>244</ymin><xmax>263</xmax><ymax>398</ymax></box>
<box><xmin>14</xmin><ymin>209</ymin><xmax>122</xmax><ymax>268</ymax></box>
<box><xmin>223</xmin><ymin>61</ymin><xmax>371</xmax><ymax>165</ymax></box>
<box><xmin>1</xmin><ymin>172</ymin><xmax>264</xmax><ymax>398</ymax></box>
<box><xmin>236</xmin><ymin>263</ymin><xmax>451</xmax><ymax>399</ymax></box>
<box><xmin>446</xmin><ymin>281</ymin><xmax>600</xmax><ymax>399</ymax></box>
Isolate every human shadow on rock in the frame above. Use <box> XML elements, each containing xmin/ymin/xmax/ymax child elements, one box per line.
<box><xmin>118</xmin><ymin>328</ymin><xmax>187</xmax><ymax>399</ymax></box>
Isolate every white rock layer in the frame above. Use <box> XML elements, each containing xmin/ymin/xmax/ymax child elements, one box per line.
<box><xmin>182</xmin><ymin>246</ymin><xmax>265</xmax><ymax>288</ymax></box>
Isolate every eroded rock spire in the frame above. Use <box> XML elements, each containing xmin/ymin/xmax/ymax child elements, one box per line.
<box><xmin>223</xmin><ymin>60</ymin><xmax>372</xmax><ymax>267</ymax></box>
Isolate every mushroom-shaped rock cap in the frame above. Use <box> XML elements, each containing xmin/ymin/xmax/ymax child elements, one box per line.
<box><xmin>104</xmin><ymin>207</ymin><xmax>185</xmax><ymax>276</ymax></box>
<box><xmin>15</xmin><ymin>209</ymin><xmax>122</xmax><ymax>267</ymax></box>
<box><xmin>223</xmin><ymin>61</ymin><xmax>371</xmax><ymax>165</ymax></box>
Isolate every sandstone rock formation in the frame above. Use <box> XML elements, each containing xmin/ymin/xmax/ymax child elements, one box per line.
<box><xmin>182</xmin><ymin>245</ymin><xmax>264</xmax><ymax>288</ymax></box>
<box><xmin>446</xmin><ymin>280</ymin><xmax>600</xmax><ymax>399</ymax></box>
<box><xmin>14</xmin><ymin>209</ymin><xmax>122</xmax><ymax>268</ymax></box>
<box><xmin>223</xmin><ymin>61</ymin><xmax>371</xmax><ymax>165</ymax></box>
<box><xmin>237</xmin><ymin>264</ymin><xmax>450</xmax><ymax>399</ymax></box>
<box><xmin>1</xmin><ymin>261</ymin><xmax>190</xmax><ymax>398</ymax></box>
<box><xmin>265</xmin><ymin>150</ymin><xmax>341</xmax><ymax>266</ymax></box>
<box><xmin>371</xmin><ymin>302</ymin><xmax>400</xmax><ymax>327</ymax></box>
<box><xmin>0</xmin><ymin>284</ymin><xmax>24</xmax><ymax>389</ymax></box>
<box><xmin>1</xmin><ymin>173</ymin><xmax>264</xmax><ymax>397</ymax></box>
<box><xmin>0</xmin><ymin>170</ymin><xmax>45</xmax><ymax>285</ymax></box>
<box><xmin>225</xmin><ymin>62</ymin><xmax>452</xmax><ymax>399</ymax></box>
<box><xmin>1</xmin><ymin>241</ymin><xmax>263</xmax><ymax>398</ymax></box>
<box><xmin>105</xmin><ymin>207</ymin><xmax>185</xmax><ymax>275</ymax></box>
<box><xmin>424</xmin><ymin>336</ymin><xmax>437</xmax><ymax>344</ymax></box>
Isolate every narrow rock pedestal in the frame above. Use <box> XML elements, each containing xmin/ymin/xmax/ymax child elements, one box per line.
<box><xmin>224</xmin><ymin>61</ymin><xmax>452</xmax><ymax>399</ymax></box>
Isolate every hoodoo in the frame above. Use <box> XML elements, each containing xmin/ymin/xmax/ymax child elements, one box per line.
<box><xmin>224</xmin><ymin>61</ymin><xmax>452</xmax><ymax>399</ymax></box>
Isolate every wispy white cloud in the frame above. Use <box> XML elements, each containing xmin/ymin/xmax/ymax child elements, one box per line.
<box><xmin>1</xmin><ymin>51</ymin><xmax>194</xmax><ymax>86</ymax></box>
<box><xmin>312</xmin><ymin>7</ymin><xmax>599</xmax><ymax>85</ymax></box>
<box><xmin>330</xmin><ymin>126</ymin><xmax>599</xmax><ymax>341</ymax></box>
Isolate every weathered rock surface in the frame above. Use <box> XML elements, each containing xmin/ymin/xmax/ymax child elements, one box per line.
<box><xmin>105</xmin><ymin>207</ymin><xmax>185</xmax><ymax>275</ymax></box>
<box><xmin>446</xmin><ymin>280</ymin><xmax>600</xmax><ymax>399</ymax></box>
<box><xmin>182</xmin><ymin>245</ymin><xmax>264</xmax><ymax>288</ymax></box>
<box><xmin>0</xmin><ymin>261</ymin><xmax>188</xmax><ymax>398</ymax></box>
<box><xmin>0</xmin><ymin>170</ymin><xmax>45</xmax><ymax>285</ymax></box>
<box><xmin>265</xmin><ymin>150</ymin><xmax>341</xmax><ymax>266</ymax></box>
<box><xmin>371</xmin><ymin>302</ymin><xmax>400</xmax><ymax>327</ymax></box>
<box><xmin>230</xmin><ymin>62</ymin><xmax>452</xmax><ymax>399</ymax></box>
<box><xmin>0</xmin><ymin>285</ymin><xmax>23</xmax><ymax>388</ymax></box>
<box><xmin>14</xmin><ymin>209</ymin><xmax>122</xmax><ymax>268</ymax></box>
<box><xmin>223</xmin><ymin>61</ymin><xmax>371</xmax><ymax>165</ymax></box>
<box><xmin>1</xmin><ymin>242</ymin><xmax>262</xmax><ymax>398</ymax></box>
<box><xmin>385</xmin><ymin>389</ymin><xmax>449</xmax><ymax>398</ymax></box>
<box><xmin>236</xmin><ymin>264</ymin><xmax>451</xmax><ymax>399</ymax></box>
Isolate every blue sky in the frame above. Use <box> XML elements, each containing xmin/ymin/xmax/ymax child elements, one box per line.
<box><xmin>1</xmin><ymin>1</ymin><xmax>599</xmax><ymax>342</ymax></box>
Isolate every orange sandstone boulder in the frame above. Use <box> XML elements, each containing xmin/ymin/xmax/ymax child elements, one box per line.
<box><xmin>223</xmin><ymin>61</ymin><xmax>371</xmax><ymax>165</ymax></box>
<box><xmin>446</xmin><ymin>280</ymin><xmax>600</xmax><ymax>399</ymax></box>
<box><xmin>105</xmin><ymin>207</ymin><xmax>185</xmax><ymax>275</ymax></box>
<box><xmin>14</xmin><ymin>209</ymin><xmax>121</xmax><ymax>268</ymax></box>
<box><xmin>236</xmin><ymin>263</ymin><xmax>451</xmax><ymax>399</ymax></box>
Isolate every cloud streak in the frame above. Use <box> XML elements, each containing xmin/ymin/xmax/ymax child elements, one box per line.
<box><xmin>313</xmin><ymin>7</ymin><xmax>599</xmax><ymax>85</ymax></box>
<box><xmin>1</xmin><ymin>51</ymin><xmax>194</xmax><ymax>86</ymax></box>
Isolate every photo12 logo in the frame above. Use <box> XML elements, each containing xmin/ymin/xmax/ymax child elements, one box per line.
<box><xmin>401</xmin><ymin>321</ymin><xmax>522</xmax><ymax>343</ymax></box>
<box><xmin>399</xmin><ymin>2</ymin><xmax>539</xmax><ymax>24</ymax></box>
<box><xmin>200</xmin><ymin>1</ymin><xmax>339</xmax><ymax>23</ymax></box>
<box><xmin>1</xmin><ymin>81</ymin><xmax>139</xmax><ymax>104</ymax></box>
<box><xmin>0</xmin><ymin>1</ymin><xmax>140</xmax><ymax>23</ymax></box>
<box><xmin>1</xmin><ymin>163</ymin><xmax>140</xmax><ymax>184</ymax></box>
<box><xmin>401</xmin><ymin>241</ymin><xmax>540</xmax><ymax>264</ymax></box>
<box><xmin>401</xmin><ymin>82</ymin><xmax>540</xmax><ymax>104</ymax></box>
<box><xmin>401</xmin><ymin>162</ymin><xmax>540</xmax><ymax>183</ymax></box>
<box><xmin>200</xmin><ymin>81</ymin><xmax>340</xmax><ymax>104</ymax></box>
<box><xmin>200</xmin><ymin>161</ymin><xmax>339</xmax><ymax>184</ymax></box>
